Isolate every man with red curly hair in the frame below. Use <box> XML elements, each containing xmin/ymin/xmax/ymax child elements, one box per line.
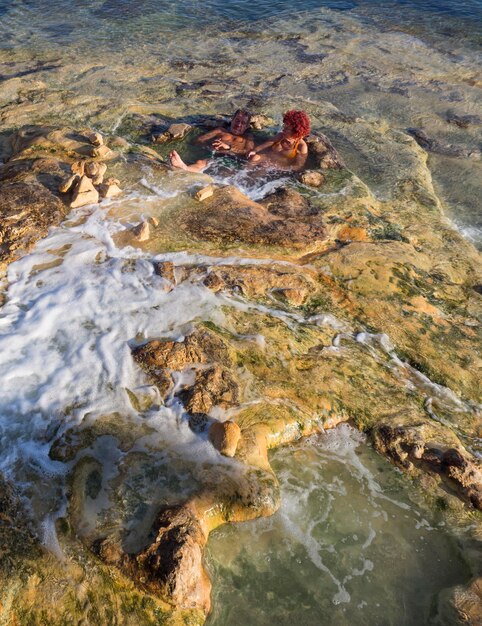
<box><xmin>247</xmin><ymin>110</ymin><xmax>310</xmax><ymax>171</ymax></box>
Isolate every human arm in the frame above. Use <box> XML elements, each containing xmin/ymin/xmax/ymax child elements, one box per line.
<box><xmin>211</xmin><ymin>133</ymin><xmax>255</xmax><ymax>155</ymax></box>
<box><xmin>243</xmin><ymin>134</ymin><xmax>255</xmax><ymax>156</ymax></box>
<box><xmin>247</xmin><ymin>132</ymin><xmax>282</xmax><ymax>160</ymax></box>
<box><xmin>195</xmin><ymin>128</ymin><xmax>223</xmax><ymax>145</ymax></box>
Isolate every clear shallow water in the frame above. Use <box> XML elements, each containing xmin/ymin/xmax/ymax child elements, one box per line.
<box><xmin>206</xmin><ymin>425</ymin><xmax>471</xmax><ymax>626</ymax></box>
<box><xmin>1</xmin><ymin>0</ymin><xmax>482</xmax><ymax>33</ymax></box>
<box><xmin>1</xmin><ymin>0</ymin><xmax>481</xmax><ymax>243</ymax></box>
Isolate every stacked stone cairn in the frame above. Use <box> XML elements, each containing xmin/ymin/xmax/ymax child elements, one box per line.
<box><xmin>59</xmin><ymin>132</ymin><xmax>122</xmax><ymax>208</ymax></box>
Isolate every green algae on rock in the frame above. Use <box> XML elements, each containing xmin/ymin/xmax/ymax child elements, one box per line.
<box><xmin>0</xmin><ymin>109</ymin><xmax>481</xmax><ymax>624</ymax></box>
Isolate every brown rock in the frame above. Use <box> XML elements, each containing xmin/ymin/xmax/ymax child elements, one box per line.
<box><xmin>0</xmin><ymin>180</ymin><xmax>66</xmax><ymax>271</ymax></box>
<box><xmin>152</xmin><ymin>123</ymin><xmax>192</xmax><ymax>143</ymax></box>
<box><xmin>151</xmin><ymin>133</ymin><xmax>169</xmax><ymax>144</ymax></box>
<box><xmin>132</xmin><ymin>221</ymin><xmax>150</xmax><ymax>241</ymax></box>
<box><xmin>86</xmin><ymin>131</ymin><xmax>103</xmax><ymax>147</ymax></box>
<box><xmin>91</xmin><ymin>144</ymin><xmax>115</xmax><ymax>160</ymax></box>
<box><xmin>202</xmin><ymin>264</ymin><xmax>315</xmax><ymax>302</ymax></box>
<box><xmin>85</xmin><ymin>161</ymin><xmax>107</xmax><ymax>185</ymax></box>
<box><xmin>272</xmin><ymin>287</ymin><xmax>307</xmax><ymax>306</ymax></box>
<box><xmin>99</xmin><ymin>179</ymin><xmax>122</xmax><ymax>199</ymax></box>
<box><xmin>58</xmin><ymin>174</ymin><xmax>80</xmax><ymax>193</ymax></box>
<box><xmin>71</xmin><ymin>160</ymin><xmax>86</xmax><ymax>176</ymax></box>
<box><xmin>203</xmin><ymin>271</ymin><xmax>224</xmax><ymax>292</ymax></box>
<box><xmin>195</xmin><ymin>185</ymin><xmax>215</xmax><ymax>202</ymax></box>
<box><xmin>298</xmin><ymin>170</ymin><xmax>325</xmax><ymax>187</ymax></box>
<box><xmin>167</xmin><ymin>123</ymin><xmax>192</xmax><ymax>139</ymax></box>
<box><xmin>306</xmin><ymin>133</ymin><xmax>344</xmax><ymax>169</ymax></box>
<box><xmin>149</xmin><ymin>216</ymin><xmax>159</xmax><ymax>227</ymax></box>
<box><xmin>70</xmin><ymin>175</ymin><xmax>99</xmax><ymax>208</ymax></box>
<box><xmin>183</xmin><ymin>185</ymin><xmax>325</xmax><ymax>248</ymax></box>
<box><xmin>183</xmin><ymin>365</ymin><xmax>239</xmax><ymax>414</ymax></box>
<box><xmin>259</xmin><ymin>186</ymin><xmax>311</xmax><ymax>217</ymax></box>
<box><xmin>109</xmin><ymin>504</ymin><xmax>211</xmax><ymax>613</ymax></box>
<box><xmin>132</xmin><ymin>328</ymin><xmax>231</xmax><ymax>374</ymax></box>
<box><xmin>153</xmin><ymin>260</ymin><xmax>175</xmax><ymax>282</ymax></box>
<box><xmin>209</xmin><ymin>420</ymin><xmax>241</xmax><ymax>457</ymax></box>
<box><xmin>337</xmin><ymin>225</ymin><xmax>370</xmax><ymax>242</ymax></box>
<box><xmin>442</xmin><ymin>448</ymin><xmax>467</xmax><ymax>470</ymax></box>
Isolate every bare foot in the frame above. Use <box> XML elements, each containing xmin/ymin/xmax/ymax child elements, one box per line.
<box><xmin>169</xmin><ymin>150</ymin><xmax>188</xmax><ymax>170</ymax></box>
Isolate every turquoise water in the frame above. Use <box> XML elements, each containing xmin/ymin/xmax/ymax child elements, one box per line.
<box><xmin>1</xmin><ymin>0</ymin><xmax>482</xmax><ymax>49</ymax></box>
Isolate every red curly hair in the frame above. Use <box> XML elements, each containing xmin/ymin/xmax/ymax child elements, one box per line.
<box><xmin>283</xmin><ymin>110</ymin><xmax>311</xmax><ymax>139</ymax></box>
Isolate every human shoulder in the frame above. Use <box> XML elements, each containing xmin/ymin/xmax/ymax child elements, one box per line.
<box><xmin>298</xmin><ymin>138</ymin><xmax>308</xmax><ymax>154</ymax></box>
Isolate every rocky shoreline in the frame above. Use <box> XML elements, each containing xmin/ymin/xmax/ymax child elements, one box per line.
<box><xmin>0</xmin><ymin>111</ymin><xmax>481</xmax><ymax>624</ymax></box>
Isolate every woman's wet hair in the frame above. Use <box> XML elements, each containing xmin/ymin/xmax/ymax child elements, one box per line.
<box><xmin>283</xmin><ymin>110</ymin><xmax>311</xmax><ymax>138</ymax></box>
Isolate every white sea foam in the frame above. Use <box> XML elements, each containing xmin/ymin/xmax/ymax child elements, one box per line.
<box><xmin>0</xmin><ymin>204</ymin><xmax>224</xmax><ymax>526</ymax></box>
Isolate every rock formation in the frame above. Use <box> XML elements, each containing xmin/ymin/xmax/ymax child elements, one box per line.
<box><xmin>0</xmin><ymin>117</ymin><xmax>481</xmax><ymax>625</ymax></box>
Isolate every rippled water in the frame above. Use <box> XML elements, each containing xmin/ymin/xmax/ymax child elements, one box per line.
<box><xmin>206</xmin><ymin>425</ymin><xmax>471</xmax><ymax>626</ymax></box>
<box><xmin>1</xmin><ymin>0</ymin><xmax>481</xmax><ymax>242</ymax></box>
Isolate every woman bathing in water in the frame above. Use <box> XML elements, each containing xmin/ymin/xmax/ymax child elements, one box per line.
<box><xmin>169</xmin><ymin>108</ymin><xmax>311</xmax><ymax>174</ymax></box>
<box><xmin>169</xmin><ymin>109</ymin><xmax>254</xmax><ymax>172</ymax></box>
<box><xmin>247</xmin><ymin>110</ymin><xmax>310</xmax><ymax>172</ymax></box>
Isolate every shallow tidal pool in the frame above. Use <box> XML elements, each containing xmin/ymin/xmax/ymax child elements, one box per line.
<box><xmin>206</xmin><ymin>425</ymin><xmax>470</xmax><ymax>626</ymax></box>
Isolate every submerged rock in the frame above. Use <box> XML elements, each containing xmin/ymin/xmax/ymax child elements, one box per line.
<box><xmin>372</xmin><ymin>424</ymin><xmax>482</xmax><ymax>510</ymax></box>
<box><xmin>298</xmin><ymin>169</ymin><xmax>325</xmax><ymax>187</ymax></box>
<box><xmin>445</xmin><ymin>112</ymin><xmax>482</xmax><ymax>128</ymax></box>
<box><xmin>250</xmin><ymin>113</ymin><xmax>275</xmax><ymax>129</ymax></box>
<box><xmin>407</xmin><ymin>127</ymin><xmax>481</xmax><ymax>159</ymax></box>
<box><xmin>152</xmin><ymin>122</ymin><xmax>192</xmax><ymax>143</ymax></box>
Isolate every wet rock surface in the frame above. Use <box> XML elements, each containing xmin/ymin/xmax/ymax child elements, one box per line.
<box><xmin>0</xmin><ymin>174</ymin><xmax>66</xmax><ymax>273</ymax></box>
<box><xmin>182</xmin><ymin>185</ymin><xmax>326</xmax><ymax>247</ymax></box>
<box><xmin>0</xmin><ymin>125</ymin><xmax>125</xmax><ymax>274</ymax></box>
<box><xmin>0</xmin><ymin>43</ymin><xmax>481</xmax><ymax>621</ymax></box>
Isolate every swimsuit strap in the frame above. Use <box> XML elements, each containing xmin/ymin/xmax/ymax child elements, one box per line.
<box><xmin>289</xmin><ymin>139</ymin><xmax>300</xmax><ymax>159</ymax></box>
<box><xmin>274</xmin><ymin>137</ymin><xmax>300</xmax><ymax>158</ymax></box>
